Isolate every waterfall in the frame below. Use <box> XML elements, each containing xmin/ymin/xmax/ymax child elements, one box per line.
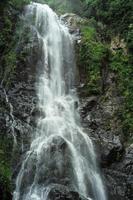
<box><xmin>13</xmin><ymin>3</ymin><xmax>106</xmax><ymax>200</ymax></box>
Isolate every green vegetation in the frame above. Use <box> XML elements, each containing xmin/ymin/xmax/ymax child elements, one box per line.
<box><xmin>127</xmin><ymin>24</ymin><xmax>133</xmax><ymax>52</ymax></box>
<box><xmin>81</xmin><ymin>0</ymin><xmax>133</xmax><ymax>39</ymax></box>
<box><xmin>77</xmin><ymin>0</ymin><xmax>133</xmax><ymax>143</ymax></box>
<box><xmin>42</xmin><ymin>0</ymin><xmax>83</xmax><ymax>14</ymax></box>
<box><xmin>77</xmin><ymin>26</ymin><xmax>108</xmax><ymax>95</ymax></box>
<box><xmin>0</xmin><ymin>0</ymin><xmax>31</xmax><ymax>87</ymax></box>
<box><xmin>110</xmin><ymin>49</ymin><xmax>133</xmax><ymax>141</ymax></box>
<box><xmin>0</xmin><ymin>136</ymin><xmax>13</xmax><ymax>200</ymax></box>
<box><xmin>11</xmin><ymin>0</ymin><xmax>30</xmax><ymax>8</ymax></box>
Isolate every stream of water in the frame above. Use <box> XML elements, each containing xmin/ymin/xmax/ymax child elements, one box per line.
<box><xmin>13</xmin><ymin>3</ymin><xmax>106</xmax><ymax>200</ymax></box>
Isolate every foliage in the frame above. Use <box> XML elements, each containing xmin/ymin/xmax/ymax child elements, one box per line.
<box><xmin>127</xmin><ymin>24</ymin><xmax>133</xmax><ymax>53</ymax></box>
<box><xmin>79</xmin><ymin>25</ymin><xmax>133</xmax><ymax>140</ymax></box>
<box><xmin>10</xmin><ymin>0</ymin><xmax>30</xmax><ymax>9</ymax></box>
<box><xmin>81</xmin><ymin>0</ymin><xmax>133</xmax><ymax>39</ymax></box>
<box><xmin>79</xmin><ymin>0</ymin><xmax>133</xmax><ymax>142</ymax></box>
<box><xmin>42</xmin><ymin>0</ymin><xmax>83</xmax><ymax>14</ymax></box>
<box><xmin>78</xmin><ymin>26</ymin><xmax>108</xmax><ymax>95</ymax></box>
<box><xmin>0</xmin><ymin>0</ymin><xmax>30</xmax><ymax>12</ymax></box>
<box><xmin>110</xmin><ymin>50</ymin><xmax>133</xmax><ymax>139</ymax></box>
<box><xmin>0</xmin><ymin>0</ymin><xmax>31</xmax><ymax>87</ymax></box>
<box><xmin>0</xmin><ymin>135</ymin><xmax>12</xmax><ymax>200</ymax></box>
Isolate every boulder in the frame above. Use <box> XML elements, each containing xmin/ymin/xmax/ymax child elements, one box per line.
<box><xmin>48</xmin><ymin>184</ymin><xmax>89</xmax><ymax>200</ymax></box>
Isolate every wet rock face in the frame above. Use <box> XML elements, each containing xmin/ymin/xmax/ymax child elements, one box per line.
<box><xmin>61</xmin><ymin>13</ymin><xmax>83</xmax><ymax>42</ymax></box>
<box><xmin>0</xmin><ymin>20</ymin><xmax>40</xmax><ymax>194</ymax></box>
<box><xmin>122</xmin><ymin>145</ymin><xmax>133</xmax><ymax>175</ymax></box>
<box><xmin>104</xmin><ymin>144</ymin><xmax>133</xmax><ymax>199</ymax></box>
<box><xmin>20</xmin><ymin>184</ymin><xmax>88</xmax><ymax>200</ymax></box>
<box><xmin>17</xmin><ymin>136</ymin><xmax>76</xmax><ymax>199</ymax></box>
<box><xmin>61</xmin><ymin>13</ymin><xmax>83</xmax><ymax>32</ymax></box>
<box><xmin>79</xmin><ymin>86</ymin><xmax>133</xmax><ymax>199</ymax></box>
<box><xmin>16</xmin><ymin>136</ymin><xmax>91</xmax><ymax>200</ymax></box>
<box><xmin>104</xmin><ymin>168</ymin><xmax>133</xmax><ymax>200</ymax></box>
<box><xmin>48</xmin><ymin>184</ymin><xmax>88</xmax><ymax>200</ymax></box>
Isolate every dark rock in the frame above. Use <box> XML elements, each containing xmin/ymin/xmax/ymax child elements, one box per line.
<box><xmin>100</xmin><ymin>134</ymin><xmax>124</xmax><ymax>167</ymax></box>
<box><xmin>121</xmin><ymin>144</ymin><xmax>133</xmax><ymax>174</ymax></box>
<box><xmin>18</xmin><ymin>136</ymin><xmax>74</xmax><ymax>195</ymax></box>
<box><xmin>48</xmin><ymin>184</ymin><xmax>88</xmax><ymax>200</ymax></box>
<box><xmin>104</xmin><ymin>169</ymin><xmax>128</xmax><ymax>199</ymax></box>
<box><xmin>0</xmin><ymin>183</ymin><xmax>12</xmax><ymax>200</ymax></box>
<box><xmin>79</xmin><ymin>96</ymin><xmax>98</xmax><ymax>118</ymax></box>
<box><xmin>79</xmin><ymin>92</ymin><xmax>132</xmax><ymax>199</ymax></box>
<box><xmin>17</xmin><ymin>136</ymin><xmax>93</xmax><ymax>200</ymax></box>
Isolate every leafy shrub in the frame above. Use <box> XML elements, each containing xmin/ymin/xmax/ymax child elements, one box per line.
<box><xmin>81</xmin><ymin>0</ymin><xmax>133</xmax><ymax>39</ymax></box>
<box><xmin>110</xmin><ymin>49</ymin><xmax>133</xmax><ymax>139</ymax></box>
<box><xmin>10</xmin><ymin>0</ymin><xmax>30</xmax><ymax>9</ymax></box>
<box><xmin>127</xmin><ymin>24</ymin><xmax>133</xmax><ymax>53</ymax></box>
<box><xmin>78</xmin><ymin>26</ymin><xmax>108</xmax><ymax>95</ymax></box>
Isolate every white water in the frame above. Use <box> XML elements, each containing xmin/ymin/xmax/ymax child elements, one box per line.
<box><xmin>3</xmin><ymin>88</ymin><xmax>17</xmax><ymax>145</ymax></box>
<box><xmin>13</xmin><ymin>3</ymin><xmax>106</xmax><ymax>200</ymax></box>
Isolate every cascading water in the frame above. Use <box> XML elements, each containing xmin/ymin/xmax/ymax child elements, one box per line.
<box><xmin>13</xmin><ymin>2</ymin><xmax>106</xmax><ymax>200</ymax></box>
